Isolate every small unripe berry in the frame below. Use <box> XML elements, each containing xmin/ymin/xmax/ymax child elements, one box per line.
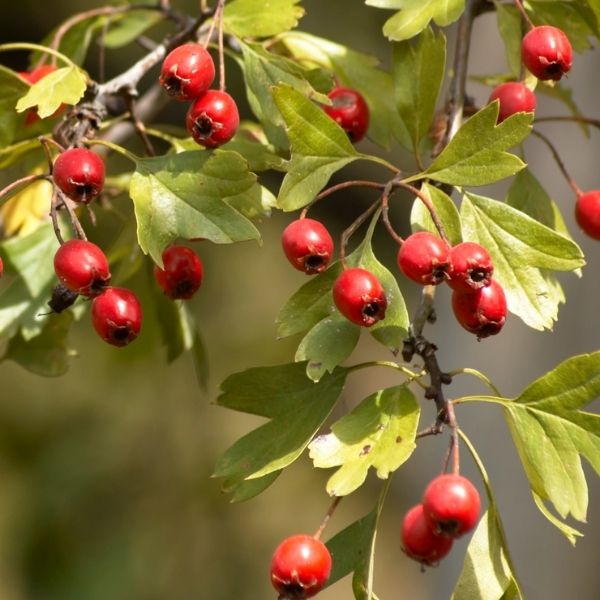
<box><xmin>401</xmin><ymin>504</ymin><xmax>453</xmax><ymax>566</ymax></box>
<box><xmin>270</xmin><ymin>534</ymin><xmax>332</xmax><ymax>599</ymax></box>
<box><xmin>488</xmin><ymin>82</ymin><xmax>536</xmax><ymax>123</ymax></box>
<box><xmin>397</xmin><ymin>232</ymin><xmax>451</xmax><ymax>285</ymax></box>
<box><xmin>186</xmin><ymin>90</ymin><xmax>239</xmax><ymax>148</ymax></box>
<box><xmin>333</xmin><ymin>268</ymin><xmax>387</xmax><ymax>327</ymax></box>
<box><xmin>575</xmin><ymin>190</ymin><xmax>600</xmax><ymax>240</ymax></box>
<box><xmin>159</xmin><ymin>43</ymin><xmax>215</xmax><ymax>101</ymax></box>
<box><xmin>281</xmin><ymin>218</ymin><xmax>334</xmax><ymax>275</ymax></box>
<box><xmin>91</xmin><ymin>287</ymin><xmax>142</xmax><ymax>347</ymax></box>
<box><xmin>452</xmin><ymin>279</ymin><xmax>507</xmax><ymax>338</ymax></box>
<box><xmin>323</xmin><ymin>86</ymin><xmax>370</xmax><ymax>142</ymax></box>
<box><xmin>521</xmin><ymin>25</ymin><xmax>572</xmax><ymax>81</ymax></box>
<box><xmin>53</xmin><ymin>148</ymin><xmax>105</xmax><ymax>204</ymax></box>
<box><xmin>447</xmin><ymin>242</ymin><xmax>494</xmax><ymax>292</ymax></box>
<box><xmin>154</xmin><ymin>245</ymin><xmax>203</xmax><ymax>300</ymax></box>
<box><xmin>54</xmin><ymin>239</ymin><xmax>111</xmax><ymax>297</ymax></box>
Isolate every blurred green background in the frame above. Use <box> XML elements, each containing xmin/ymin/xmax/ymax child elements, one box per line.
<box><xmin>0</xmin><ymin>1</ymin><xmax>599</xmax><ymax>598</ymax></box>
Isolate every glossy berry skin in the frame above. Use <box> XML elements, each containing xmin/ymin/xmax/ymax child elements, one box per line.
<box><xmin>54</xmin><ymin>239</ymin><xmax>111</xmax><ymax>297</ymax></box>
<box><xmin>186</xmin><ymin>90</ymin><xmax>239</xmax><ymax>148</ymax></box>
<box><xmin>575</xmin><ymin>191</ymin><xmax>600</xmax><ymax>240</ymax></box>
<box><xmin>0</xmin><ymin>256</ymin><xmax>3</xmax><ymax>278</ymax></box>
<box><xmin>323</xmin><ymin>86</ymin><xmax>369</xmax><ymax>142</ymax></box>
<box><xmin>401</xmin><ymin>504</ymin><xmax>453</xmax><ymax>566</ymax></box>
<box><xmin>452</xmin><ymin>279</ymin><xmax>507</xmax><ymax>339</ymax></box>
<box><xmin>91</xmin><ymin>287</ymin><xmax>142</xmax><ymax>347</ymax></box>
<box><xmin>154</xmin><ymin>245</ymin><xmax>203</xmax><ymax>300</ymax></box>
<box><xmin>53</xmin><ymin>148</ymin><xmax>105</xmax><ymax>204</ymax></box>
<box><xmin>521</xmin><ymin>25</ymin><xmax>572</xmax><ymax>81</ymax></box>
<box><xmin>270</xmin><ymin>534</ymin><xmax>332</xmax><ymax>599</ymax></box>
<box><xmin>488</xmin><ymin>82</ymin><xmax>536</xmax><ymax>123</ymax></box>
<box><xmin>397</xmin><ymin>232</ymin><xmax>451</xmax><ymax>285</ymax></box>
<box><xmin>333</xmin><ymin>268</ymin><xmax>387</xmax><ymax>327</ymax></box>
<box><xmin>159</xmin><ymin>43</ymin><xmax>215</xmax><ymax>101</ymax></box>
<box><xmin>281</xmin><ymin>219</ymin><xmax>334</xmax><ymax>275</ymax></box>
<box><xmin>447</xmin><ymin>242</ymin><xmax>494</xmax><ymax>292</ymax></box>
<box><xmin>423</xmin><ymin>474</ymin><xmax>481</xmax><ymax>538</ymax></box>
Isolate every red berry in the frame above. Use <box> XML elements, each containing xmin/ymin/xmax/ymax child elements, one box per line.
<box><xmin>323</xmin><ymin>86</ymin><xmax>369</xmax><ymax>142</ymax></box>
<box><xmin>488</xmin><ymin>82</ymin><xmax>536</xmax><ymax>123</ymax></box>
<box><xmin>397</xmin><ymin>232</ymin><xmax>451</xmax><ymax>285</ymax></box>
<box><xmin>281</xmin><ymin>219</ymin><xmax>334</xmax><ymax>275</ymax></box>
<box><xmin>0</xmin><ymin>256</ymin><xmax>3</xmax><ymax>278</ymax></box>
<box><xmin>575</xmin><ymin>190</ymin><xmax>600</xmax><ymax>240</ymax></box>
<box><xmin>91</xmin><ymin>287</ymin><xmax>142</xmax><ymax>347</ymax></box>
<box><xmin>333</xmin><ymin>268</ymin><xmax>387</xmax><ymax>327</ymax></box>
<box><xmin>422</xmin><ymin>474</ymin><xmax>481</xmax><ymax>538</ymax></box>
<box><xmin>53</xmin><ymin>148</ymin><xmax>105</xmax><ymax>204</ymax></box>
<box><xmin>54</xmin><ymin>239</ymin><xmax>111</xmax><ymax>297</ymax></box>
<box><xmin>186</xmin><ymin>90</ymin><xmax>239</xmax><ymax>148</ymax></box>
<box><xmin>447</xmin><ymin>242</ymin><xmax>494</xmax><ymax>292</ymax></box>
<box><xmin>270</xmin><ymin>534</ymin><xmax>332</xmax><ymax>599</ymax></box>
<box><xmin>452</xmin><ymin>279</ymin><xmax>507</xmax><ymax>339</ymax></box>
<box><xmin>521</xmin><ymin>25</ymin><xmax>572</xmax><ymax>81</ymax></box>
<box><xmin>154</xmin><ymin>245</ymin><xmax>203</xmax><ymax>300</ymax></box>
<box><xmin>159</xmin><ymin>43</ymin><xmax>215</xmax><ymax>101</ymax></box>
<box><xmin>401</xmin><ymin>504</ymin><xmax>453</xmax><ymax>566</ymax></box>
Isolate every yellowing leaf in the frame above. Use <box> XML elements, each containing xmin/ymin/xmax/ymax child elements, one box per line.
<box><xmin>0</xmin><ymin>174</ymin><xmax>52</xmax><ymax>237</ymax></box>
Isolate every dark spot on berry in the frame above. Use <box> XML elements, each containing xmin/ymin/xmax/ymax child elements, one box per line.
<box><xmin>431</xmin><ymin>263</ymin><xmax>450</xmax><ymax>284</ymax></box>
<box><xmin>173</xmin><ymin>279</ymin><xmax>195</xmax><ymax>299</ymax></box>
<box><xmin>162</xmin><ymin>75</ymin><xmax>181</xmax><ymax>96</ymax></box>
<box><xmin>469</xmin><ymin>268</ymin><xmax>490</xmax><ymax>284</ymax></box>
<box><xmin>110</xmin><ymin>326</ymin><xmax>132</xmax><ymax>345</ymax></box>
<box><xmin>193</xmin><ymin>114</ymin><xmax>214</xmax><ymax>137</ymax></box>
<box><xmin>279</xmin><ymin>583</ymin><xmax>306</xmax><ymax>599</ymax></box>
<box><xmin>544</xmin><ymin>62</ymin><xmax>563</xmax><ymax>77</ymax></box>
<box><xmin>304</xmin><ymin>254</ymin><xmax>325</xmax><ymax>273</ymax></box>
<box><xmin>73</xmin><ymin>182</ymin><xmax>98</xmax><ymax>202</ymax></box>
<box><xmin>436</xmin><ymin>519</ymin><xmax>460</xmax><ymax>537</ymax></box>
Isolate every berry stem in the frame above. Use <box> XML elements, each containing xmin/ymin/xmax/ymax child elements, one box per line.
<box><xmin>513</xmin><ymin>0</ymin><xmax>534</xmax><ymax>30</ymax></box>
<box><xmin>381</xmin><ymin>179</ymin><xmax>404</xmax><ymax>245</ymax></box>
<box><xmin>300</xmin><ymin>180</ymin><xmax>384</xmax><ymax>219</ymax></box>
<box><xmin>123</xmin><ymin>93</ymin><xmax>156</xmax><ymax>156</ymax></box>
<box><xmin>55</xmin><ymin>189</ymin><xmax>88</xmax><ymax>241</ymax></box>
<box><xmin>339</xmin><ymin>199</ymin><xmax>381</xmax><ymax>268</ymax></box>
<box><xmin>535</xmin><ymin>115</ymin><xmax>600</xmax><ymax>130</ymax></box>
<box><xmin>50</xmin><ymin>192</ymin><xmax>66</xmax><ymax>245</ymax></box>
<box><xmin>217</xmin><ymin>0</ymin><xmax>226</xmax><ymax>91</ymax></box>
<box><xmin>0</xmin><ymin>174</ymin><xmax>46</xmax><ymax>202</ymax></box>
<box><xmin>313</xmin><ymin>496</ymin><xmax>342</xmax><ymax>541</ymax></box>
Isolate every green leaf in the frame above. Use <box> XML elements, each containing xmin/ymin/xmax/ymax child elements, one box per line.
<box><xmin>103</xmin><ymin>10</ymin><xmax>163</xmax><ymax>48</ymax></box>
<box><xmin>222</xmin><ymin>471</ymin><xmax>282</xmax><ymax>503</ymax></box>
<box><xmin>0</xmin><ymin>66</ymin><xmax>29</xmax><ymax>147</ymax></box>
<box><xmin>129</xmin><ymin>150</ymin><xmax>260</xmax><ymax>265</ymax></box>
<box><xmin>16</xmin><ymin>66</ymin><xmax>87</xmax><ymax>118</ymax></box>
<box><xmin>225</xmin><ymin>131</ymin><xmax>287</xmax><ymax>172</ymax></box>
<box><xmin>392</xmin><ymin>27</ymin><xmax>446</xmax><ymax>154</ymax></box>
<box><xmin>2</xmin><ymin>311</ymin><xmax>74</xmax><ymax>377</ymax></box>
<box><xmin>460</xmin><ymin>192</ymin><xmax>584</xmax><ymax>330</ymax></box>
<box><xmin>214</xmin><ymin>363</ymin><xmax>348</xmax><ymax>493</ymax></box>
<box><xmin>310</xmin><ymin>386</ymin><xmax>419</xmax><ymax>496</ymax></box>
<box><xmin>273</xmin><ymin>84</ymin><xmax>359</xmax><ymax>211</ymax></box>
<box><xmin>495</xmin><ymin>4</ymin><xmax>523</xmax><ymax>78</ymax></box>
<box><xmin>225</xmin><ymin>180</ymin><xmax>276</xmax><ymax>220</ymax></box>
<box><xmin>419</xmin><ymin>103</ymin><xmax>532</xmax><ymax>186</ymax></box>
<box><xmin>223</xmin><ymin>0</ymin><xmax>304</xmax><ymax>38</ymax></box>
<box><xmin>531</xmin><ymin>491</ymin><xmax>583</xmax><ymax>546</ymax></box>
<box><xmin>504</xmin><ymin>351</ymin><xmax>600</xmax><ymax>522</ymax></box>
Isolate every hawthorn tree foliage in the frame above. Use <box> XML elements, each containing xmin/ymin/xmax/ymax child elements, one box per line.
<box><xmin>0</xmin><ymin>0</ymin><xmax>599</xmax><ymax>598</ymax></box>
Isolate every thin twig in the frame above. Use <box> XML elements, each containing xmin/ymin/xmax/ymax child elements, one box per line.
<box><xmin>300</xmin><ymin>180</ymin><xmax>384</xmax><ymax>219</ymax></box>
<box><xmin>535</xmin><ymin>115</ymin><xmax>600</xmax><ymax>130</ymax></box>
<box><xmin>49</xmin><ymin>192</ymin><xmax>65</xmax><ymax>245</ymax></box>
<box><xmin>380</xmin><ymin>179</ymin><xmax>404</xmax><ymax>245</ymax></box>
<box><xmin>0</xmin><ymin>174</ymin><xmax>46</xmax><ymax>202</ymax></box>
<box><xmin>339</xmin><ymin>199</ymin><xmax>381</xmax><ymax>267</ymax></box>
<box><xmin>124</xmin><ymin>93</ymin><xmax>156</xmax><ymax>156</ymax></box>
<box><xmin>313</xmin><ymin>496</ymin><xmax>342</xmax><ymax>541</ymax></box>
<box><xmin>217</xmin><ymin>0</ymin><xmax>226</xmax><ymax>91</ymax></box>
<box><xmin>55</xmin><ymin>189</ymin><xmax>87</xmax><ymax>240</ymax></box>
<box><xmin>513</xmin><ymin>0</ymin><xmax>534</xmax><ymax>29</ymax></box>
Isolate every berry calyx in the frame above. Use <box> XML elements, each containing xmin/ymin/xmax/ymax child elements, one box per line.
<box><xmin>397</xmin><ymin>232</ymin><xmax>451</xmax><ymax>285</ymax></box>
<box><xmin>186</xmin><ymin>90</ymin><xmax>239</xmax><ymax>148</ymax></box>
<box><xmin>54</xmin><ymin>239</ymin><xmax>111</xmax><ymax>297</ymax></box>
<box><xmin>488</xmin><ymin>82</ymin><xmax>536</xmax><ymax>123</ymax></box>
<box><xmin>281</xmin><ymin>219</ymin><xmax>334</xmax><ymax>275</ymax></box>
<box><xmin>91</xmin><ymin>287</ymin><xmax>142</xmax><ymax>347</ymax></box>
<box><xmin>52</xmin><ymin>148</ymin><xmax>106</xmax><ymax>204</ymax></box>
<box><xmin>323</xmin><ymin>86</ymin><xmax>370</xmax><ymax>142</ymax></box>
<box><xmin>575</xmin><ymin>190</ymin><xmax>600</xmax><ymax>240</ymax></box>
<box><xmin>521</xmin><ymin>25</ymin><xmax>572</xmax><ymax>81</ymax></box>
<box><xmin>159</xmin><ymin>43</ymin><xmax>215</xmax><ymax>101</ymax></box>
<box><xmin>447</xmin><ymin>242</ymin><xmax>494</xmax><ymax>292</ymax></box>
<box><xmin>154</xmin><ymin>245</ymin><xmax>203</xmax><ymax>300</ymax></box>
<box><xmin>270</xmin><ymin>534</ymin><xmax>332</xmax><ymax>599</ymax></box>
<box><xmin>422</xmin><ymin>474</ymin><xmax>481</xmax><ymax>538</ymax></box>
<box><xmin>401</xmin><ymin>504</ymin><xmax>453</xmax><ymax>566</ymax></box>
<box><xmin>452</xmin><ymin>279</ymin><xmax>507</xmax><ymax>339</ymax></box>
<box><xmin>333</xmin><ymin>268</ymin><xmax>387</xmax><ymax>327</ymax></box>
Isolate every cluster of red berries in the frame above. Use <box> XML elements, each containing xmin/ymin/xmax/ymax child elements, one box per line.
<box><xmin>322</xmin><ymin>86</ymin><xmax>369</xmax><ymax>143</ymax></box>
<box><xmin>398</xmin><ymin>232</ymin><xmax>507</xmax><ymax>338</ymax></box>
<box><xmin>402</xmin><ymin>473</ymin><xmax>481</xmax><ymax>566</ymax></box>
<box><xmin>159</xmin><ymin>43</ymin><xmax>239</xmax><ymax>148</ymax></box>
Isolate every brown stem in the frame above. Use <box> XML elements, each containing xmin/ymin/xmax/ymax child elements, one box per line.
<box><xmin>124</xmin><ymin>93</ymin><xmax>156</xmax><ymax>156</ymax></box>
<box><xmin>217</xmin><ymin>0</ymin><xmax>226</xmax><ymax>91</ymax></box>
<box><xmin>513</xmin><ymin>0</ymin><xmax>534</xmax><ymax>30</ymax></box>
<box><xmin>381</xmin><ymin>179</ymin><xmax>404</xmax><ymax>246</ymax></box>
<box><xmin>300</xmin><ymin>180</ymin><xmax>384</xmax><ymax>219</ymax></box>
<box><xmin>50</xmin><ymin>192</ymin><xmax>65</xmax><ymax>245</ymax></box>
<box><xmin>55</xmin><ymin>189</ymin><xmax>87</xmax><ymax>240</ymax></box>
<box><xmin>339</xmin><ymin>199</ymin><xmax>381</xmax><ymax>267</ymax></box>
<box><xmin>535</xmin><ymin>115</ymin><xmax>600</xmax><ymax>130</ymax></box>
<box><xmin>0</xmin><ymin>174</ymin><xmax>46</xmax><ymax>202</ymax></box>
<box><xmin>313</xmin><ymin>496</ymin><xmax>342</xmax><ymax>541</ymax></box>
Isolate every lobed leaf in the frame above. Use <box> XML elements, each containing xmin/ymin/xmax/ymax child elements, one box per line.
<box><xmin>0</xmin><ymin>66</ymin><xmax>28</xmax><ymax>147</ymax></box>
<box><xmin>223</xmin><ymin>0</ymin><xmax>304</xmax><ymax>38</ymax></box>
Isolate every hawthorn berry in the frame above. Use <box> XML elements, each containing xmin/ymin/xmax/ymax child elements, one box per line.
<box><xmin>154</xmin><ymin>245</ymin><xmax>203</xmax><ymax>300</ymax></box>
<box><xmin>488</xmin><ymin>82</ymin><xmax>536</xmax><ymax>124</ymax></box>
<box><xmin>91</xmin><ymin>287</ymin><xmax>142</xmax><ymax>347</ymax></box>
<box><xmin>53</xmin><ymin>148</ymin><xmax>105</xmax><ymax>204</ymax></box>
<box><xmin>575</xmin><ymin>190</ymin><xmax>600</xmax><ymax>240</ymax></box>
<box><xmin>333</xmin><ymin>268</ymin><xmax>387</xmax><ymax>327</ymax></box>
<box><xmin>422</xmin><ymin>474</ymin><xmax>481</xmax><ymax>538</ymax></box>
<box><xmin>521</xmin><ymin>25</ymin><xmax>572</xmax><ymax>81</ymax></box>
<box><xmin>323</xmin><ymin>86</ymin><xmax>370</xmax><ymax>142</ymax></box>
<box><xmin>0</xmin><ymin>256</ymin><xmax>3</xmax><ymax>278</ymax></box>
<box><xmin>281</xmin><ymin>218</ymin><xmax>334</xmax><ymax>275</ymax></box>
<box><xmin>452</xmin><ymin>279</ymin><xmax>507</xmax><ymax>339</ymax></box>
<box><xmin>186</xmin><ymin>90</ymin><xmax>239</xmax><ymax>148</ymax></box>
<box><xmin>270</xmin><ymin>534</ymin><xmax>332</xmax><ymax>599</ymax></box>
<box><xmin>54</xmin><ymin>239</ymin><xmax>111</xmax><ymax>297</ymax></box>
<box><xmin>401</xmin><ymin>504</ymin><xmax>453</xmax><ymax>566</ymax></box>
<box><xmin>447</xmin><ymin>242</ymin><xmax>494</xmax><ymax>292</ymax></box>
<box><xmin>397</xmin><ymin>231</ymin><xmax>451</xmax><ymax>285</ymax></box>
<box><xmin>159</xmin><ymin>43</ymin><xmax>215</xmax><ymax>101</ymax></box>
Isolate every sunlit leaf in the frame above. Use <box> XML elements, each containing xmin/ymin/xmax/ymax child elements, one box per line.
<box><xmin>0</xmin><ymin>66</ymin><xmax>29</xmax><ymax>147</ymax></box>
<box><xmin>223</xmin><ymin>0</ymin><xmax>304</xmax><ymax>38</ymax></box>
